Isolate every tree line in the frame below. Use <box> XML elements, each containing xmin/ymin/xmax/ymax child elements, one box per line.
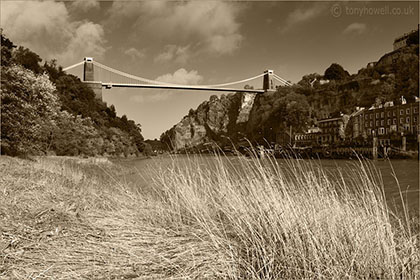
<box><xmin>1</xmin><ymin>31</ymin><xmax>146</xmax><ymax>157</ymax></box>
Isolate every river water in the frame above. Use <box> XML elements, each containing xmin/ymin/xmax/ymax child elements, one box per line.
<box><xmin>115</xmin><ymin>156</ymin><xmax>419</xmax><ymax>213</ymax></box>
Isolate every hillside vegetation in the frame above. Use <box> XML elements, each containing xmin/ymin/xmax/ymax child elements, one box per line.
<box><xmin>161</xmin><ymin>33</ymin><xmax>419</xmax><ymax>150</ymax></box>
<box><xmin>1</xmin><ymin>33</ymin><xmax>145</xmax><ymax>157</ymax></box>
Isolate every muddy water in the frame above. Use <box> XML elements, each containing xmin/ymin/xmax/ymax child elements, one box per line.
<box><xmin>114</xmin><ymin>156</ymin><xmax>419</xmax><ymax>213</ymax></box>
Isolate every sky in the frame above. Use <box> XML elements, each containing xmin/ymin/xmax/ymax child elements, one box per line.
<box><xmin>1</xmin><ymin>1</ymin><xmax>418</xmax><ymax>140</ymax></box>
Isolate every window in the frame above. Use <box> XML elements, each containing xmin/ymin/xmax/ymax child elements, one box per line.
<box><xmin>386</xmin><ymin>128</ymin><xmax>389</xmax><ymax>134</ymax></box>
<box><xmin>379</xmin><ymin>128</ymin><xmax>385</xmax><ymax>135</ymax></box>
<box><xmin>376</xmin><ymin>120</ymin><xmax>379</xmax><ymax>126</ymax></box>
<box><xmin>365</xmin><ymin>114</ymin><xmax>368</xmax><ymax>120</ymax></box>
<box><xmin>381</xmin><ymin>120</ymin><xmax>384</xmax><ymax>126</ymax></box>
<box><xmin>370</xmin><ymin>114</ymin><xmax>373</xmax><ymax>119</ymax></box>
<box><xmin>414</xmin><ymin>107</ymin><xmax>418</xmax><ymax>114</ymax></box>
<box><xmin>381</xmin><ymin>112</ymin><xmax>384</xmax><ymax>118</ymax></box>
<box><xmin>406</xmin><ymin>108</ymin><xmax>410</xmax><ymax>114</ymax></box>
<box><xmin>370</xmin><ymin>121</ymin><xmax>373</xmax><ymax>127</ymax></box>
<box><xmin>414</xmin><ymin>116</ymin><xmax>418</xmax><ymax>123</ymax></box>
<box><xmin>406</xmin><ymin>117</ymin><xmax>410</xmax><ymax>123</ymax></box>
<box><xmin>387</xmin><ymin>119</ymin><xmax>391</xmax><ymax>125</ymax></box>
<box><xmin>387</xmin><ymin>111</ymin><xmax>391</xmax><ymax>117</ymax></box>
<box><xmin>376</xmin><ymin>113</ymin><xmax>379</xmax><ymax>118</ymax></box>
<box><xmin>393</xmin><ymin>118</ymin><xmax>397</xmax><ymax>125</ymax></box>
<box><xmin>365</xmin><ymin>122</ymin><xmax>368</xmax><ymax>128</ymax></box>
<box><xmin>400</xmin><ymin>109</ymin><xmax>404</xmax><ymax>115</ymax></box>
<box><xmin>400</xmin><ymin>118</ymin><xmax>404</xmax><ymax>124</ymax></box>
<box><xmin>393</xmin><ymin>110</ymin><xmax>396</xmax><ymax>116</ymax></box>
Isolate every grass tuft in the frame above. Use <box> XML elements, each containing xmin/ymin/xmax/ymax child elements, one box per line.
<box><xmin>0</xmin><ymin>154</ymin><xmax>418</xmax><ymax>279</ymax></box>
<box><xmin>151</xmin><ymin>153</ymin><xmax>419</xmax><ymax>279</ymax></box>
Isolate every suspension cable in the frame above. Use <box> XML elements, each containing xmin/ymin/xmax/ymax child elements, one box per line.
<box><xmin>273</xmin><ymin>74</ymin><xmax>292</xmax><ymax>86</ymax></box>
<box><xmin>199</xmin><ymin>73</ymin><xmax>265</xmax><ymax>87</ymax></box>
<box><xmin>63</xmin><ymin>61</ymin><xmax>84</xmax><ymax>71</ymax></box>
<box><xmin>93</xmin><ymin>60</ymin><xmax>265</xmax><ymax>87</ymax></box>
<box><xmin>273</xmin><ymin>74</ymin><xmax>290</xmax><ymax>84</ymax></box>
<box><xmin>93</xmin><ymin>61</ymin><xmax>175</xmax><ymax>85</ymax></box>
<box><xmin>273</xmin><ymin>77</ymin><xmax>291</xmax><ymax>86</ymax></box>
<box><xmin>63</xmin><ymin>60</ymin><xmax>288</xmax><ymax>88</ymax></box>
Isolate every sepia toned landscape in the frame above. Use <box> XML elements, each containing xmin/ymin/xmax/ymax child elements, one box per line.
<box><xmin>1</xmin><ymin>1</ymin><xmax>419</xmax><ymax>279</ymax></box>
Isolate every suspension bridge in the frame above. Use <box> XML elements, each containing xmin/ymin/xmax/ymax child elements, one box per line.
<box><xmin>63</xmin><ymin>57</ymin><xmax>292</xmax><ymax>101</ymax></box>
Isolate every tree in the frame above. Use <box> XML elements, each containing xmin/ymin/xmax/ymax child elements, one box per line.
<box><xmin>407</xmin><ymin>30</ymin><xmax>419</xmax><ymax>46</ymax></box>
<box><xmin>1</xmin><ymin>31</ymin><xmax>16</xmax><ymax>67</ymax></box>
<box><xmin>324</xmin><ymin>63</ymin><xmax>350</xmax><ymax>81</ymax></box>
<box><xmin>43</xmin><ymin>59</ymin><xmax>64</xmax><ymax>82</ymax></box>
<box><xmin>13</xmin><ymin>46</ymin><xmax>43</xmax><ymax>74</ymax></box>
<box><xmin>1</xmin><ymin>65</ymin><xmax>60</xmax><ymax>155</ymax></box>
<box><xmin>298</xmin><ymin>73</ymin><xmax>321</xmax><ymax>88</ymax></box>
<box><xmin>0</xmin><ymin>31</ymin><xmax>146</xmax><ymax>157</ymax></box>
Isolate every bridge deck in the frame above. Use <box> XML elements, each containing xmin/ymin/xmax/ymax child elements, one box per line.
<box><xmin>99</xmin><ymin>82</ymin><xmax>265</xmax><ymax>93</ymax></box>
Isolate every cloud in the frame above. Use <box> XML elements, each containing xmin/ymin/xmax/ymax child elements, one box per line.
<box><xmin>154</xmin><ymin>45</ymin><xmax>190</xmax><ymax>64</ymax></box>
<box><xmin>156</xmin><ymin>68</ymin><xmax>203</xmax><ymax>85</ymax></box>
<box><xmin>129</xmin><ymin>68</ymin><xmax>203</xmax><ymax>103</ymax></box>
<box><xmin>343</xmin><ymin>23</ymin><xmax>367</xmax><ymax>35</ymax></box>
<box><xmin>1</xmin><ymin>1</ymin><xmax>106</xmax><ymax>66</ymax></box>
<box><xmin>124</xmin><ymin>47</ymin><xmax>146</xmax><ymax>60</ymax></box>
<box><xmin>107</xmin><ymin>1</ymin><xmax>244</xmax><ymax>56</ymax></box>
<box><xmin>56</xmin><ymin>22</ymin><xmax>105</xmax><ymax>66</ymax></box>
<box><xmin>281</xmin><ymin>3</ymin><xmax>327</xmax><ymax>33</ymax></box>
<box><xmin>70</xmin><ymin>0</ymin><xmax>100</xmax><ymax>12</ymax></box>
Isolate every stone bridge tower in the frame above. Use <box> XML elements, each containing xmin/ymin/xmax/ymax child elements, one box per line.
<box><xmin>263</xmin><ymin>70</ymin><xmax>276</xmax><ymax>92</ymax></box>
<box><xmin>83</xmin><ymin>57</ymin><xmax>103</xmax><ymax>101</ymax></box>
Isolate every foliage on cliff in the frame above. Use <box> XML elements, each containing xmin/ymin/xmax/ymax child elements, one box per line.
<box><xmin>161</xmin><ymin>38</ymin><xmax>418</xmax><ymax>150</ymax></box>
<box><xmin>246</xmin><ymin>88</ymin><xmax>310</xmax><ymax>143</ymax></box>
<box><xmin>1</xmin><ymin>32</ymin><xmax>144</xmax><ymax>156</ymax></box>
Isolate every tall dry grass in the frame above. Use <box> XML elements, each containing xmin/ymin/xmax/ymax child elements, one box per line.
<box><xmin>1</xmin><ymin>154</ymin><xmax>418</xmax><ymax>279</ymax></box>
<box><xmin>151</xmin><ymin>153</ymin><xmax>419</xmax><ymax>279</ymax></box>
<box><xmin>0</xmin><ymin>156</ymin><xmax>228</xmax><ymax>279</ymax></box>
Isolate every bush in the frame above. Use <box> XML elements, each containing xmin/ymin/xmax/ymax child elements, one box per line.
<box><xmin>1</xmin><ymin>65</ymin><xmax>60</xmax><ymax>155</ymax></box>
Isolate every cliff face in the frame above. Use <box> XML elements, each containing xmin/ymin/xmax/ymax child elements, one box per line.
<box><xmin>161</xmin><ymin>43</ymin><xmax>418</xmax><ymax>151</ymax></box>
<box><xmin>164</xmin><ymin>92</ymin><xmax>256</xmax><ymax>150</ymax></box>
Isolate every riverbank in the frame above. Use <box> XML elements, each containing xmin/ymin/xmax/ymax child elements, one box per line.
<box><xmin>0</xmin><ymin>156</ymin><xmax>418</xmax><ymax>278</ymax></box>
<box><xmin>0</xmin><ymin>156</ymin><xmax>226</xmax><ymax>278</ymax></box>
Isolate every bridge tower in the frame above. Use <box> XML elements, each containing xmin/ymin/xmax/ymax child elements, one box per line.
<box><xmin>263</xmin><ymin>70</ymin><xmax>276</xmax><ymax>92</ymax></box>
<box><xmin>83</xmin><ymin>57</ymin><xmax>103</xmax><ymax>101</ymax></box>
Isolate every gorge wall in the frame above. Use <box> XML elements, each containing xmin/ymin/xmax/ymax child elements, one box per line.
<box><xmin>161</xmin><ymin>92</ymin><xmax>256</xmax><ymax>150</ymax></box>
<box><xmin>160</xmin><ymin>41</ymin><xmax>419</xmax><ymax>151</ymax></box>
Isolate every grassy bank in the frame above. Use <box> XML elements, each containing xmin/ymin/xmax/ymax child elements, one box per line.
<box><xmin>0</xmin><ymin>155</ymin><xmax>418</xmax><ymax>279</ymax></box>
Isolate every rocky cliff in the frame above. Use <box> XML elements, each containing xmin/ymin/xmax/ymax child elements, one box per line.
<box><xmin>161</xmin><ymin>92</ymin><xmax>256</xmax><ymax>150</ymax></box>
<box><xmin>161</xmin><ymin>41</ymin><xmax>418</xmax><ymax>150</ymax></box>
